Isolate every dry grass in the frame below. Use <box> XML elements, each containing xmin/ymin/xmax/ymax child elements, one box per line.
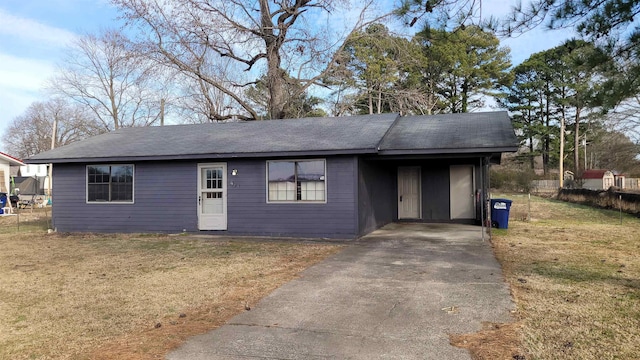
<box><xmin>451</xmin><ymin>322</ymin><xmax>525</xmax><ymax>360</ymax></box>
<box><xmin>489</xmin><ymin>194</ymin><xmax>640</xmax><ymax>360</ymax></box>
<box><xmin>0</xmin><ymin>213</ymin><xmax>341</xmax><ymax>359</ymax></box>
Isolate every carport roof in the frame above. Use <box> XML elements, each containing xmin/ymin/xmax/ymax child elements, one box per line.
<box><xmin>378</xmin><ymin>111</ymin><xmax>519</xmax><ymax>155</ymax></box>
<box><xmin>27</xmin><ymin>112</ymin><xmax>518</xmax><ymax>163</ymax></box>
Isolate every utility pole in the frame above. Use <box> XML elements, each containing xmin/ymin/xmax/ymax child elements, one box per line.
<box><xmin>48</xmin><ymin>117</ymin><xmax>58</xmax><ymax>202</ymax></box>
<box><xmin>583</xmin><ymin>137</ymin><xmax>587</xmax><ymax>170</ymax></box>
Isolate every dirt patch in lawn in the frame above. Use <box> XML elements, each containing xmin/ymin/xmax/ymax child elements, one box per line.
<box><xmin>0</xmin><ymin>224</ymin><xmax>341</xmax><ymax>359</ymax></box>
<box><xmin>484</xmin><ymin>194</ymin><xmax>640</xmax><ymax>360</ymax></box>
<box><xmin>450</xmin><ymin>322</ymin><xmax>525</xmax><ymax>360</ymax></box>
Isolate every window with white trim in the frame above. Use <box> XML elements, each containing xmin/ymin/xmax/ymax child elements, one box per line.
<box><xmin>87</xmin><ymin>165</ymin><xmax>134</xmax><ymax>202</ymax></box>
<box><xmin>267</xmin><ymin>160</ymin><xmax>326</xmax><ymax>202</ymax></box>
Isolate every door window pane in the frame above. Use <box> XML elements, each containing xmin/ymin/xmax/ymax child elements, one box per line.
<box><xmin>204</xmin><ymin>168</ymin><xmax>223</xmax><ymax>189</ymax></box>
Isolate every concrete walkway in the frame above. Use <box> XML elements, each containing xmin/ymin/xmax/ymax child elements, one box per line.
<box><xmin>167</xmin><ymin>223</ymin><xmax>514</xmax><ymax>360</ymax></box>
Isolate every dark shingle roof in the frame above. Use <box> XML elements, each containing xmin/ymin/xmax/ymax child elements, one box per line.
<box><xmin>28</xmin><ymin>114</ymin><xmax>399</xmax><ymax>163</ymax></box>
<box><xmin>379</xmin><ymin>111</ymin><xmax>518</xmax><ymax>154</ymax></box>
<box><xmin>27</xmin><ymin>112</ymin><xmax>518</xmax><ymax>164</ymax></box>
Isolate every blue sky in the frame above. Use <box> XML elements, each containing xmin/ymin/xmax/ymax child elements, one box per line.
<box><xmin>0</xmin><ymin>0</ymin><xmax>575</xmax><ymax>152</ymax></box>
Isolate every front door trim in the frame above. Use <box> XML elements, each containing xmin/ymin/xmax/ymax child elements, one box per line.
<box><xmin>197</xmin><ymin>163</ymin><xmax>227</xmax><ymax>230</ymax></box>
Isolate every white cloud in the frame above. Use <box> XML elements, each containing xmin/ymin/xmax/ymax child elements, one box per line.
<box><xmin>0</xmin><ymin>53</ymin><xmax>54</xmax><ymax>92</ymax></box>
<box><xmin>0</xmin><ymin>8</ymin><xmax>77</xmax><ymax>47</ymax></box>
<box><xmin>0</xmin><ymin>8</ymin><xmax>78</xmax><ymax>142</ymax></box>
<box><xmin>0</xmin><ymin>53</ymin><xmax>53</xmax><ymax>141</ymax></box>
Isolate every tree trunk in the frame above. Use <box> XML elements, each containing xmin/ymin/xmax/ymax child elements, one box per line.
<box><xmin>559</xmin><ymin>112</ymin><xmax>565</xmax><ymax>188</ymax></box>
<box><xmin>529</xmin><ymin>137</ymin><xmax>535</xmax><ymax>169</ymax></box>
<box><xmin>260</xmin><ymin>0</ymin><xmax>286</xmax><ymax>119</ymax></box>
<box><xmin>109</xmin><ymin>77</ymin><xmax>119</xmax><ymax>129</ymax></box>
<box><xmin>542</xmin><ymin>84</ymin><xmax>551</xmax><ymax>175</ymax></box>
<box><xmin>267</xmin><ymin>62</ymin><xmax>286</xmax><ymax>119</ymax></box>
<box><xmin>461</xmin><ymin>78</ymin><xmax>469</xmax><ymax>113</ymax></box>
<box><xmin>527</xmin><ymin>106</ymin><xmax>534</xmax><ymax>170</ymax></box>
<box><xmin>574</xmin><ymin>108</ymin><xmax>581</xmax><ymax>175</ymax></box>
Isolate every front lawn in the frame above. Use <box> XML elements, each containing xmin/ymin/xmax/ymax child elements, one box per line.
<box><xmin>492</xmin><ymin>194</ymin><xmax>640</xmax><ymax>359</ymax></box>
<box><xmin>0</xmin><ymin>215</ymin><xmax>340</xmax><ymax>359</ymax></box>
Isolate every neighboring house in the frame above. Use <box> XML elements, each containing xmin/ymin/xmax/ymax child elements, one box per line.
<box><xmin>19</xmin><ymin>164</ymin><xmax>49</xmax><ymax>195</ymax></box>
<box><xmin>27</xmin><ymin>112</ymin><xmax>518</xmax><ymax>238</ymax></box>
<box><xmin>0</xmin><ymin>152</ymin><xmax>25</xmax><ymax>193</ymax></box>
<box><xmin>613</xmin><ymin>172</ymin><xmax>626</xmax><ymax>189</ymax></box>
<box><xmin>582</xmin><ymin>169</ymin><xmax>617</xmax><ymax>190</ymax></box>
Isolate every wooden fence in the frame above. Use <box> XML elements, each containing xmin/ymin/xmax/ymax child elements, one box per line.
<box><xmin>557</xmin><ymin>188</ymin><xmax>640</xmax><ymax>216</ymax></box>
<box><xmin>531</xmin><ymin>178</ymin><xmax>640</xmax><ymax>192</ymax></box>
<box><xmin>531</xmin><ymin>180</ymin><xmax>559</xmax><ymax>192</ymax></box>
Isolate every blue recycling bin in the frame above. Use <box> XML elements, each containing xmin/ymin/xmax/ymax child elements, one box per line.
<box><xmin>0</xmin><ymin>193</ymin><xmax>6</xmax><ymax>214</ymax></box>
<box><xmin>491</xmin><ymin>198</ymin><xmax>512</xmax><ymax>229</ymax></box>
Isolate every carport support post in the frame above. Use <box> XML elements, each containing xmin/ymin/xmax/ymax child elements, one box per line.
<box><xmin>482</xmin><ymin>157</ymin><xmax>493</xmax><ymax>239</ymax></box>
<box><xmin>480</xmin><ymin>157</ymin><xmax>485</xmax><ymax>242</ymax></box>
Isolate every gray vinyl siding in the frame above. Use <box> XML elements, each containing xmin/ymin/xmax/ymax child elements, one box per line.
<box><xmin>357</xmin><ymin>159</ymin><xmax>395</xmax><ymax>235</ymax></box>
<box><xmin>52</xmin><ymin>162</ymin><xmax>197</xmax><ymax>233</ymax></box>
<box><xmin>51</xmin><ymin>156</ymin><xmax>358</xmax><ymax>238</ymax></box>
<box><xmin>226</xmin><ymin>156</ymin><xmax>358</xmax><ymax>238</ymax></box>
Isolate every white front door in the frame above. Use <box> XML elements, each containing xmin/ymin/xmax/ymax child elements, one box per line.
<box><xmin>398</xmin><ymin>166</ymin><xmax>421</xmax><ymax>219</ymax></box>
<box><xmin>198</xmin><ymin>163</ymin><xmax>227</xmax><ymax>230</ymax></box>
<box><xmin>450</xmin><ymin>165</ymin><xmax>475</xmax><ymax>219</ymax></box>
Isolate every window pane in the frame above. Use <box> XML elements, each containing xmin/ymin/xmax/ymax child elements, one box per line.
<box><xmin>268</xmin><ymin>162</ymin><xmax>295</xmax><ymax>182</ymax></box>
<box><xmin>297</xmin><ymin>161</ymin><xmax>325</xmax><ymax>201</ymax></box>
<box><xmin>88</xmin><ymin>166</ymin><xmax>110</xmax><ymax>184</ymax></box>
<box><xmin>296</xmin><ymin>161</ymin><xmax>324</xmax><ymax>181</ymax></box>
<box><xmin>269</xmin><ymin>181</ymin><xmax>295</xmax><ymax>201</ymax></box>
<box><xmin>111</xmin><ymin>166</ymin><xmax>133</xmax><ymax>183</ymax></box>
<box><xmin>301</xmin><ymin>181</ymin><xmax>325</xmax><ymax>201</ymax></box>
<box><xmin>88</xmin><ymin>184</ymin><xmax>109</xmax><ymax>201</ymax></box>
<box><xmin>111</xmin><ymin>183</ymin><xmax>133</xmax><ymax>201</ymax></box>
<box><xmin>268</xmin><ymin>162</ymin><xmax>295</xmax><ymax>201</ymax></box>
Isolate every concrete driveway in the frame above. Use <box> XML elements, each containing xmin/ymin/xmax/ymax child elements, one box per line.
<box><xmin>167</xmin><ymin>223</ymin><xmax>514</xmax><ymax>360</ymax></box>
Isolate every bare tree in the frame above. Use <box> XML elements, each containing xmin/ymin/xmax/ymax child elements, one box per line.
<box><xmin>111</xmin><ymin>0</ymin><xmax>391</xmax><ymax>120</ymax></box>
<box><xmin>5</xmin><ymin>98</ymin><xmax>105</xmax><ymax>159</ymax></box>
<box><xmin>171</xmin><ymin>56</ymin><xmax>243</xmax><ymax>123</ymax></box>
<box><xmin>50</xmin><ymin>29</ymin><xmax>167</xmax><ymax>130</ymax></box>
<box><xmin>606</xmin><ymin>96</ymin><xmax>640</xmax><ymax>142</ymax></box>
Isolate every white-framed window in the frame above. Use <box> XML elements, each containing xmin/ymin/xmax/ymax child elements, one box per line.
<box><xmin>86</xmin><ymin>164</ymin><xmax>134</xmax><ymax>203</ymax></box>
<box><xmin>267</xmin><ymin>160</ymin><xmax>326</xmax><ymax>203</ymax></box>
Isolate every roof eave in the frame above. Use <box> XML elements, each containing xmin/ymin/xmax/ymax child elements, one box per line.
<box><xmin>0</xmin><ymin>153</ymin><xmax>25</xmax><ymax>166</ymax></box>
<box><xmin>26</xmin><ymin>148</ymin><xmax>379</xmax><ymax>164</ymax></box>
<box><xmin>377</xmin><ymin>146</ymin><xmax>519</xmax><ymax>156</ymax></box>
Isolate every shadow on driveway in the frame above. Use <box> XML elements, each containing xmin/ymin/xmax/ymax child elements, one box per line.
<box><xmin>168</xmin><ymin>223</ymin><xmax>514</xmax><ymax>360</ymax></box>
